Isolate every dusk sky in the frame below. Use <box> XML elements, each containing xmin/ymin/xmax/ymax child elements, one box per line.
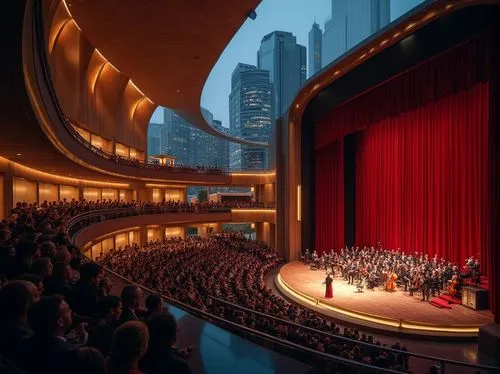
<box><xmin>151</xmin><ymin>0</ymin><xmax>424</xmax><ymax>127</ymax></box>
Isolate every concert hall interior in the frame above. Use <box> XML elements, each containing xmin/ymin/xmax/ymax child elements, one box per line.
<box><xmin>1</xmin><ymin>0</ymin><xmax>500</xmax><ymax>374</ymax></box>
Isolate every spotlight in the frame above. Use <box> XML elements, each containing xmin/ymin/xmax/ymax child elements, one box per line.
<box><xmin>248</xmin><ymin>10</ymin><xmax>257</xmax><ymax>20</ymax></box>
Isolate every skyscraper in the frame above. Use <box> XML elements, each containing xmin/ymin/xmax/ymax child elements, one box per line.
<box><xmin>322</xmin><ymin>0</ymin><xmax>390</xmax><ymax>66</ymax></box>
<box><xmin>257</xmin><ymin>31</ymin><xmax>306</xmax><ymax>119</ymax></box>
<box><xmin>308</xmin><ymin>22</ymin><xmax>322</xmax><ymax>77</ymax></box>
<box><xmin>229</xmin><ymin>63</ymin><xmax>273</xmax><ymax>170</ymax></box>
<box><xmin>160</xmin><ymin>107</ymin><xmax>229</xmax><ymax>169</ymax></box>
<box><xmin>161</xmin><ymin>108</ymin><xmax>191</xmax><ymax>165</ymax></box>
<box><xmin>147</xmin><ymin>122</ymin><xmax>162</xmax><ymax>156</ymax></box>
<box><xmin>211</xmin><ymin>120</ymin><xmax>230</xmax><ymax>170</ymax></box>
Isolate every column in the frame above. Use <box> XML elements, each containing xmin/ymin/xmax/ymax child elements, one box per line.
<box><xmin>197</xmin><ymin>225</ymin><xmax>208</xmax><ymax>238</ymax></box>
<box><xmin>139</xmin><ymin>227</ymin><xmax>147</xmax><ymax>246</ymax></box>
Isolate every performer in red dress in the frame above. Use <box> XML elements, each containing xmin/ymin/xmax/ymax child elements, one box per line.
<box><xmin>324</xmin><ymin>272</ymin><xmax>333</xmax><ymax>298</ymax></box>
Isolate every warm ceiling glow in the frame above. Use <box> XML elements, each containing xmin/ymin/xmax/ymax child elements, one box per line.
<box><xmin>405</xmin><ymin>23</ymin><xmax>416</xmax><ymax>31</ymax></box>
<box><xmin>424</xmin><ymin>11</ymin><xmax>437</xmax><ymax>21</ymax></box>
<box><xmin>145</xmin><ymin>183</ymin><xmax>186</xmax><ymax>188</ymax></box>
<box><xmin>2</xmin><ymin>157</ymin><xmax>130</xmax><ymax>188</ymax></box>
<box><xmin>369</xmin><ymin>47</ymin><xmax>375</xmax><ymax>53</ymax></box>
<box><xmin>359</xmin><ymin>53</ymin><xmax>367</xmax><ymax>59</ymax></box>
<box><xmin>231</xmin><ymin>172</ymin><xmax>276</xmax><ymax>177</ymax></box>
<box><xmin>334</xmin><ymin>70</ymin><xmax>340</xmax><ymax>76</ymax></box>
<box><xmin>231</xmin><ymin>209</ymin><xmax>276</xmax><ymax>213</ymax></box>
<box><xmin>393</xmin><ymin>32</ymin><xmax>401</xmax><ymax>38</ymax></box>
<box><xmin>446</xmin><ymin>4</ymin><xmax>453</xmax><ymax>9</ymax></box>
<box><xmin>16</xmin><ymin>153</ymin><xmax>22</xmax><ymax>156</ymax></box>
<box><xmin>380</xmin><ymin>39</ymin><xmax>388</xmax><ymax>46</ymax></box>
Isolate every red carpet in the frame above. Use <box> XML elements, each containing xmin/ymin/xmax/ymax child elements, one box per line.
<box><xmin>429</xmin><ymin>298</ymin><xmax>453</xmax><ymax>309</ymax></box>
<box><xmin>439</xmin><ymin>294</ymin><xmax>462</xmax><ymax>305</ymax></box>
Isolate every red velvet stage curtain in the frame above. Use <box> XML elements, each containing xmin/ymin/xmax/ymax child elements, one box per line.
<box><xmin>315</xmin><ymin>140</ymin><xmax>344</xmax><ymax>254</ymax></box>
<box><xmin>315</xmin><ymin>32</ymin><xmax>492</xmax><ymax>150</ymax></box>
<box><xmin>355</xmin><ymin>83</ymin><xmax>490</xmax><ymax>267</ymax></box>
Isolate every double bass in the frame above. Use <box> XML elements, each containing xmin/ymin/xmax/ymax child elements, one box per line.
<box><xmin>385</xmin><ymin>271</ymin><xmax>398</xmax><ymax>291</ymax></box>
<box><xmin>447</xmin><ymin>274</ymin><xmax>459</xmax><ymax>297</ymax></box>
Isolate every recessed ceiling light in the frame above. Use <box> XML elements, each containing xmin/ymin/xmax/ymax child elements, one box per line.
<box><xmin>16</xmin><ymin>153</ymin><xmax>22</xmax><ymax>156</ymax></box>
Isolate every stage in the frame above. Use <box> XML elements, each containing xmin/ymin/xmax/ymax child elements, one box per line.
<box><xmin>276</xmin><ymin>261</ymin><xmax>493</xmax><ymax>338</ymax></box>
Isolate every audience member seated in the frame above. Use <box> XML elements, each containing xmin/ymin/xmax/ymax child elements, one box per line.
<box><xmin>77</xmin><ymin>347</ymin><xmax>106</xmax><ymax>374</ymax></box>
<box><xmin>120</xmin><ymin>285</ymin><xmax>144</xmax><ymax>324</ymax></box>
<box><xmin>88</xmin><ymin>295</ymin><xmax>122</xmax><ymax>357</ymax></box>
<box><xmin>144</xmin><ymin>293</ymin><xmax>167</xmax><ymax>319</ymax></box>
<box><xmin>107</xmin><ymin>321</ymin><xmax>149</xmax><ymax>374</ymax></box>
<box><xmin>140</xmin><ymin>312</ymin><xmax>192</xmax><ymax>374</ymax></box>
<box><xmin>0</xmin><ymin>281</ymin><xmax>35</xmax><ymax>362</ymax></box>
<box><xmin>20</xmin><ymin>296</ymin><xmax>80</xmax><ymax>374</ymax></box>
<box><xmin>72</xmin><ymin>262</ymin><xmax>104</xmax><ymax>318</ymax></box>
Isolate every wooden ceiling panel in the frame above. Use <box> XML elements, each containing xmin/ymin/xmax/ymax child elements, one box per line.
<box><xmin>66</xmin><ymin>0</ymin><xmax>265</xmax><ymax>144</ymax></box>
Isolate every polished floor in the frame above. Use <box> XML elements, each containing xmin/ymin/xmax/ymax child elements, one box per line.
<box><xmin>279</xmin><ymin>261</ymin><xmax>493</xmax><ymax>328</ymax></box>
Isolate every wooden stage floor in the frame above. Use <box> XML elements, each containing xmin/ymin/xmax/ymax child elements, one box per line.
<box><xmin>277</xmin><ymin>261</ymin><xmax>493</xmax><ymax>337</ymax></box>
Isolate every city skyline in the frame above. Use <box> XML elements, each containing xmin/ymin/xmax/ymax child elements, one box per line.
<box><xmin>151</xmin><ymin>0</ymin><xmax>423</xmax><ymax>127</ymax></box>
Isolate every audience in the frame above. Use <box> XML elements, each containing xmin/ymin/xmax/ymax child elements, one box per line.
<box><xmin>98</xmin><ymin>233</ymin><xmax>411</xmax><ymax>372</ymax></box>
<box><xmin>0</xmin><ymin>199</ymin><xmax>449</xmax><ymax>374</ymax></box>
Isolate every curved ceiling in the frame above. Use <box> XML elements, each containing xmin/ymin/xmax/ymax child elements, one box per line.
<box><xmin>65</xmin><ymin>0</ymin><xmax>267</xmax><ymax>146</ymax></box>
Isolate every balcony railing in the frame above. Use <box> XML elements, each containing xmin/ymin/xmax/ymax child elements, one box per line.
<box><xmin>65</xmin><ymin>206</ymin><xmax>500</xmax><ymax>374</ymax></box>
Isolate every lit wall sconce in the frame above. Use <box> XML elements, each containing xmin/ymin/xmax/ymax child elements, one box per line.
<box><xmin>297</xmin><ymin>185</ymin><xmax>301</xmax><ymax>221</ymax></box>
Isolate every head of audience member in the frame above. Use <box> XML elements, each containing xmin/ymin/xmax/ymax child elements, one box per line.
<box><xmin>16</xmin><ymin>274</ymin><xmax>43</xmax><ymax>301</ymax></box>
<box><xmin>77</xmin><ymin>347</ymin><xmax>106</xmax><ymax>374</ymax></box>
<box><xmin>27</xmin><ymin>295</ymin><xmax>72</xmax><ymax>338</ymax></box>
<box><xmin>30</xmin><ymin>257</ymin><xmax>54</xmax><ymax>278</ymax></box>
<box><xmin>78</xmin><ymin>262</ymin><xmax>103</xmax><ymax>286</ymax></box>
<box><xmin>109</xmin><ymin>321</ymin><xmax>149</xmax><ymax>374</ymax></box>
<box><xmin>0</xmin><ymin>281</ymin><xmax>35</xmax><ymax>323</ymax></box>
<box><xmin>121</xmin><ymin>285</ymin><xmax>142</xmax><ymax>311</ymax></box>
<box><xmin>145</xmin><ymin>312</ymin><xmax>178</xmax><ymax>350</ymax></box>
<box><xmin>100</xmin><ymin>295</ymin><xmax>122</xmax><ymax>323</ymax></box>
<box><xmin>145</xmin><ymin>294</ymin><xmax>165</xmax><ymax>316</ymax></box>
<box><xmin>15</xmin><ymin>240</ymin><xmax>38</xmax><ymax>267</ymax></box>
<box><xmin>40</xmin><ymin>241</ymin><xmax>57</xmax><ymax>258</ymax></box>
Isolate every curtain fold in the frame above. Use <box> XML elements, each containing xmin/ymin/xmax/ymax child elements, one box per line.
<box><xmin>355</xmin><ymin>83</ymin><xmax>490</xmax><ymax>267</ymax></box>
<box><xmin>315</xmin><ymin>140</ymin><xmax>344</xmax><ymax>254</ymax></box>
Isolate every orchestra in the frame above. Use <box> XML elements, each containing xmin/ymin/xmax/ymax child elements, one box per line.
<box><xmin>300</xmin><ymin>246</ymin><xmax>482</xmax><ymax>301</ymax></box>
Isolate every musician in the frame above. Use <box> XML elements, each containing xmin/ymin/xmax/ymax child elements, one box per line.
<box><xmin>421</xmin><ymin>273</ymin><xmax>431</xmax><ymax>301</ymax></box>
<box><xmin>323</xmin><ymin>273</ymin><xmax>333</xmax><ymax>299</ymax></box>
